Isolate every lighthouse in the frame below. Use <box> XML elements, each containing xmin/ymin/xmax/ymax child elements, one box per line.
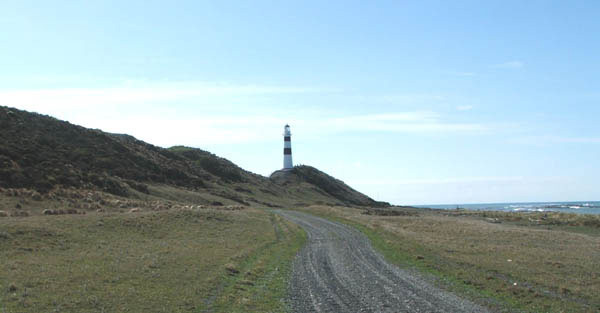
<box><xmin>283</xmin><ymin>124</ymin><xmax>293</xmax><ymax>170</ymax></box>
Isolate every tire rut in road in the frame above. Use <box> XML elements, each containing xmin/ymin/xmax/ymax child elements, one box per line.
<box><xmin>275</xmin><ymin>210</ymin><xmax>488</xmax><ymax>313</ymax></box>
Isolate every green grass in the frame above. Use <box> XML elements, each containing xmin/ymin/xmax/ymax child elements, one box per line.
<box><xmin>295</xmin><ymin>205</ymin><xmax>600</xmax><ymax>313</ymax></box>
<box><xmin>0</xmin><ymin>208</ymin><xmax>305</xmax><ymax>313</ymax></box>
<box><xmin>212</xmin><ymin>213</ymin><xmax>306</xmax><ymax>312</ymax></box>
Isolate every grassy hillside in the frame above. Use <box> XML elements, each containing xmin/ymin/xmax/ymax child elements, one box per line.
<box><xmin>0</xmin><ymin>106</ymin><xmax>382</xmax><ymax>212</ymax></box>
<box><xmin>290</xmin><ymin>166</ymin><xmax>388</xmax><ymax>207</ymax></box>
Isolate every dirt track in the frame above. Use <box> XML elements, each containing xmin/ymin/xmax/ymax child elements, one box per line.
<box><xmin>275</xmin><ymin>210</ymin><xmax>488</xmax><ymax>313</ymax></box>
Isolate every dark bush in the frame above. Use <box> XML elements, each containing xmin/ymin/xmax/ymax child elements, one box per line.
<box><xmin>125</xmin><ymin>180</ymin><xmax>150</xmax><ymax>194</ymax></box>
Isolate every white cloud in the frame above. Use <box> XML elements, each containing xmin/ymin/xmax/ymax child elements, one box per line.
<box><xmin>375</xmin><ymin>94</ymin><xmax>445</xmax><ymax>103</ymax></box>
<box><xmin>0</xmin><ymin>81</ymin><xmax>324</xmax><ymax>110</ymax></box>
<box><xmin>323</xmin><ymin>112</ymin><xmax>486</xmax><ymax>133</ymax></box>
<box><xmin>125</xmin><ymin>57</ymin><xmax>178</xmax><ymax>65</ymax></box>
<box><xmin>555</xmin><ymin>137</ymin><xmax>600</xmax><ymax>143</ymax></box>
<box><xmin>351</xmin><ymin>176</ymin><xmax>526</xmax><ymax>186</ymax></box>
<box><xmin>0</xmin><ymin>17</ymin><xmax>19</xmax><ymax>24</ymax></box>
<box><xmin>71</xmin><ymin>115</ymin><xmax>285</xmax><ymax>146</ymax></box>
<box><xmin>3</xmin><ymin>108</ymin><xmax>487</xmax><ymax>147</ymax></box>
<box><xmin>1</xmin><ymin>82</ymin><xmax>488</xmax><ymax>147</ymax></box>
<box><xmin>456</xmin><ymin>105</ymin><xmax>473</xmax><ymax>111</ymax></box>
<box><xmin>454</xmin><ymin>72</ymin><xmax>476</xmax><ymax>77</ymax></box>
<box><xmin>512</xmin><ymin>136</ymin><xmax>600</xmax><ymax>145</ymax></box>
<box><xmin>125</xmin><ymin>111</ymin><xmax>486</xmax><ymax>146</ymax></box>
<box><xmin>492</xmin><ymin>60</ymin><xmax>524</xmax><ymax>69</ymax></box>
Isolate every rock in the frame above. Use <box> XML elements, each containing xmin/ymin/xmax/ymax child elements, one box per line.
<box><xmin>0</xmin><ymin>210</ymin><xmax>7</xmax><ymax>217</ymax></box>
<box><xmin>129</xmin><ymin>208</ymin><xmax>141</xmax><ymax>213</ymax></box>
<box><xmin>42</xmin><ymin>209</ymin><xmax>55</xmax><ymax>215</ymax></box>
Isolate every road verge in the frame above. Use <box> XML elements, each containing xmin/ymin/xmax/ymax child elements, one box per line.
<box><xmin>292</xmin><ymin>205</ymin><xmax>600</xmax><ymax>312</ymax></box>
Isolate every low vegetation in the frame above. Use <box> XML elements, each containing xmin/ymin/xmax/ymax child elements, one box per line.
<box><xmin>0</xmin><ymin>207</ymin><xmax>305</xmax><ymax>312</ymax></box>
<box><xmin>296</xmin><ymin>205</ymin><xmax>600</xmax><ymax>313</ymax></box>
<box><xmin>446</xmin><ymin>209</ymin><xmax>600</xmax><ymax>230</ymax></box>
<box><xmin>290</xmin><ymin>166</ymin><xmax>388</xmax><ymax>207</ymax></box>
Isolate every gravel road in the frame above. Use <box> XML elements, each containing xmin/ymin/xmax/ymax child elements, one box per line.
<box><xmin>275</xmin><ymin>210</ymin><xmax>488</xmax><ymax>313</ymax></box>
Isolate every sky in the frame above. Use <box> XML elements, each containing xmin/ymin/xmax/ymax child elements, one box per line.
<box><xmin>1</xmin><ymin>1</ymin><xmax>599</xmax><ymax>205</ymax></box>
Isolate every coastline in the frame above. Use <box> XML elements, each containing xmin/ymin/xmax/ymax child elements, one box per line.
<box><xmin>415</xmin><ymin>201</ymin><xmax>600</xmax><ymax>215</ymax></box>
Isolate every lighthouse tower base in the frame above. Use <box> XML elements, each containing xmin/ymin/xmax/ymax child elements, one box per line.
<box><xmin>283</xmin><ymin>155</ymin><xmax>293</xmax><ymax>170</ymax></box>
<box><xmin>269</xmin><ymin>168</ymin><xmax>299</xmax><ymax>182</ymax></box>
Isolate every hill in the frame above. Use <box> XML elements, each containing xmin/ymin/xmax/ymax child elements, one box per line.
<box><xmin>0</xmin><ymin>106</ymin><xmax>387</xmax><ymax>215</ymax></box>
<box><xmin>270</xmin><ymin>166</ymin><xmax>388</xmax><ymax>207</ymax></box>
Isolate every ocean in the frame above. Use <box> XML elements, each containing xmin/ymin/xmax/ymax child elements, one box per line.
<box><xmin>415</xmin><ymin>201</ymin><xmax>600</xmax><ymax>215</ymax></box>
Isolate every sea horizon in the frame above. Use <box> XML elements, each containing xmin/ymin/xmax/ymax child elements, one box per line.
<box><xmin>413</xmin><ymin>200</ymin><xmax>600</xmax><ymax>215</ymax></box>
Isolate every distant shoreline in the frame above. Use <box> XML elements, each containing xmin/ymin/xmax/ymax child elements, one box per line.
<box><xmin>413</xmin><ymin>200</ymin><xmax>600</xmax><ymax>215</ymax></box>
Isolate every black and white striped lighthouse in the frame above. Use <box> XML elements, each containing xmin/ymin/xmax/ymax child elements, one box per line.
<box><xmin>283</xmin><ymin>124</ymin><xmax>293</xmax><ymax>170</ymax></box>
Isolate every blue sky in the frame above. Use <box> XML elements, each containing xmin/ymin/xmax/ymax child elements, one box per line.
<box><xmin>1</xmin><ymin>1</ymin><xmax>599</xmax><ymax>204</ymax></box>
